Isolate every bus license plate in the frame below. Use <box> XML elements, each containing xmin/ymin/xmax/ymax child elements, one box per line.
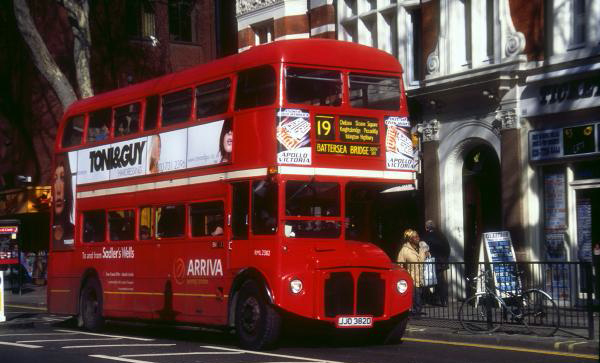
<box><xmin>336</xmin><ymin>316</ymin><xmax>373</xmax><ymax>328</ymax></box>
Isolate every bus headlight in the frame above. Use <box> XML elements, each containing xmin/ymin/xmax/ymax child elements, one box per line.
<box><xmin>290</xmin><ymin>279</ymin><xmax>303</xmax><ymax>294</ymax></box>
<box><xmin>396</xmin><ymin>280</ymin><xmax>408</xmax><ymax>294</ymax></box>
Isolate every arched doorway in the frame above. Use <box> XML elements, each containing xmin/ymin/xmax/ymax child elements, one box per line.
<box><xmin>462</xmin><ymin>144</ymin><xmax>502</xmax><ymax>278</ymax></box>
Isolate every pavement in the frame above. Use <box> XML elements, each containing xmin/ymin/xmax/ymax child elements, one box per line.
<box><xmin>2</xmin><ymin>283</ymin><xmax>598</xmax><ymax>356</ymax></box>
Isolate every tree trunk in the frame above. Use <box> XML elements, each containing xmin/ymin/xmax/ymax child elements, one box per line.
<box><xmin>13</xmin><ymin>0</ymin><xmax>77</xmax><ymax>110</ymax></box>
<box><xmin>59</xmin><ymin>0</ymin><xmax>93</xmax><ymax>99</ymax></box>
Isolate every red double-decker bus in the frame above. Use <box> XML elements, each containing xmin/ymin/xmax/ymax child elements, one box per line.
<box><xmin>48</xmin><ymin>39</ymin><xmax>417</xmax><ymax>349</ymax></box>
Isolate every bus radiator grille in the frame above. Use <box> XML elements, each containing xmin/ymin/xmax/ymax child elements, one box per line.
<box><xmin>356</xmin><ymin>272</ymin><xmax>385</xmax><ymax>317</ymax></box>
<box><xmin>324</xmin><ymin>272</ymin><xmax>354</xmax><ymax>318</ymax></box>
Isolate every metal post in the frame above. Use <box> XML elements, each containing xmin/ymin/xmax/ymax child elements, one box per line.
<box><xmin>585</xmin><ymin>262</ymin><xmax>594</xmax><ymax>340</ymax></box>
<box><xmin>0</xmin><ymin>271</ymin><xmax>6</xmax><ymax>322</ymax></box>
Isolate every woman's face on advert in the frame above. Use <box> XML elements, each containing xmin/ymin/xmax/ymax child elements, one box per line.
<box><xmin>54</xmin><ymin>165</ymin><xmax>65</xmax><ymax>215</ymax></box>
<box><xmin>151</xmin><ymin>135</ymin><xmax>161</xmax><ymax>159</ymax></box>
<box><xmin>223</xmin><ymin>130</ymin><xmax>233</xmax><ymax>153</ymax></box>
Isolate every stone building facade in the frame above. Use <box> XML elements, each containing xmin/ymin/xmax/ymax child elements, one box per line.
<box><xmin>234</xmin><ymin>0</ymin><xmax>600</xmax><ymax>267</ymax></box>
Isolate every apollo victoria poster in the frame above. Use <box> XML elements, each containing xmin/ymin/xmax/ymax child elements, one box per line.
<box><xmin>384</xmin><ymin>116</ymin><xmax>414</xmax><ymax>170</ymax></box>
<box><xmin>276</xmin><ymin>108</ymin><xmax>311</xmax><ymax>165</ymax></box>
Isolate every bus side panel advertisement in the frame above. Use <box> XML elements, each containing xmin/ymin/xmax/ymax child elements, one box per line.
<box><xmin>187</xmin><ymin>119</ymin><xmax>232</xmax><ymax>167</ymax></box>
<box><xmin>52</xmin><ymin>152</ymin><xmax>77</xmax><ymax>249</ymax></box>
<box><xmin>74</xmin><ymin>120</ymin><xmax>232</xmax><ymax>185</ymax></box>
<box><xmin>276</xmin><ymin>108</ymin><xmax>311</xmax><ymax>165</ymax></box>
<box><xmin>384</xmin><ymin>116</ymin><xmax>414</xmax><ymax>170</ymax></box>
<box><xmin>150</xmin><ymin>128</ymin><xmax>188</xmax><ymax>174</ymax></box>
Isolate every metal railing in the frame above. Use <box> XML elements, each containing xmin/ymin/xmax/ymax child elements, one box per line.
<box><xmin>399</xmin><ymin>261</ymin><xmax>597</xmax><ymax>339</ymax></box>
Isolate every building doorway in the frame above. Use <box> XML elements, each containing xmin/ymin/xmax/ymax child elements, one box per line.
<box><xmin>462</xmin><ymin>144</ymin><xmax>502</xmax><ymax>278</ymax></box>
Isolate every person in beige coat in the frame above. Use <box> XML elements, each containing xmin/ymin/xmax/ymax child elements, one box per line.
<box><xmin>397</xmin><ymin>229</ymin><xmax>430</xmax><ymax>315</ymax></box>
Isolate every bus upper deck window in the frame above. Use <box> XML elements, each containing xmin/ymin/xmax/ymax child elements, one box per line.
<box><xmin>88</xmin><ymin>108</ymin><xmax>112</xmax><ymax>142</ymax></box>
<box><xmin>144</xmin><ymin>95</ymin><xmax>159</xmax><ymax>131</ymax></box>
<box><xmin>62</xmin><ymin>115</ymin><xmax>84</xmax><ymax>148</ymax></box>
<box><xmin>162</xmin><ymin>88</ymin><xmax>192</xmax><ymax>127</ymax></box>
<box><xmin>114</xmin><ymin>103</ymin><xmax>140</xmax><ymax>137</ymax></box>
<box><xmin>235</xmin><ymin>66</ymin><xmax>276</xmax><ymax>110</ymax></box>
<box><xmin>286</xmin><ymin>67</ymin><xmax>341</xmax><ymax>106</ymax></box>
<box><xmin>196</xmin><ymin>79</ymin><xmax>230</xmax><ymax>118</ymax></box>
<box><xmin>349</xmin><ymin>73</ymin><xmax>400</xmax><ymax>110</ymax></box>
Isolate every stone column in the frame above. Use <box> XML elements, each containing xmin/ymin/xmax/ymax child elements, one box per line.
<box><xmin>420</xmin><ymin>119</ymin><xmax>441</xmax><ymax>228</ymax></box>
<box><xmin>495</xmin><ymin>109</ymin><xmax>525</xmax><ymax>258</ymax></box>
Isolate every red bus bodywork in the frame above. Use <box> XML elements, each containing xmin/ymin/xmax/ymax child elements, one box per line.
<box><xmin>48</xmin><ymin>39</ymin><xmax>415</xmax><ymax>348</ymax></box>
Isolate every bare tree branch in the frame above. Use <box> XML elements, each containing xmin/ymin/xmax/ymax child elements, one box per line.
<box><xmin>13</xmin><ymin>0</ymin><xmax>77</xmax><ymax>109</ymax></box>
<box><xmin>58</xmin><ymin>0</ymin><xmax>93</xmax><ymax>99</ymax></box>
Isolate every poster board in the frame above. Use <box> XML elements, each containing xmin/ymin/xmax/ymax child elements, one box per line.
<box><xmin>479</xmin><ymin>231</ymin><xmax>520</xmax><ymax>298</ymax></box>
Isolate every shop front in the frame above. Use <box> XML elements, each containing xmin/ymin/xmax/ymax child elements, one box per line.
<box><xmin>522</xmin><ymin>67</ymin><xmax>600</xmax><ymax>303</ymax></box>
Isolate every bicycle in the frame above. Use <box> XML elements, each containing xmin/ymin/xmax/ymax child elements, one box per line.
<box><xmin>458</xmin><ymin>269</ymin><xmax>559</xmax><ymax>337</ymax></box>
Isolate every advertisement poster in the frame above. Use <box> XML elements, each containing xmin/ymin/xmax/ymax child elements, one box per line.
<box><xmin>529</xmin><ymin>128</ymin><xmax>562</xmax><ymax>161</ymax></box>
<box><xmin>543</xmin><ymin>171</ymin><xmax>567</xmax><ymax>230</ymax></box>
<box><xmin>384</xmin><ymin>116</ymin><xmax>414</xmax><ymax>170</ymax></box>
<box><xmin>52</xmin><ymin>152</ymin><xmax>77</xmax><ymax>249</ymax></box>
<box><xmin>276</xmin><ymin>108</ymin><xmax>311</xmax><ymax>165</ymax></box>
<box><xmin>482</xmin><ymin>231</ymin><xmax>518</xmax><ymax>297</ymax></box>
<box><xmin>77</xmin><ymin>136</ymin><xmax>148</xmax><ymax>184</ymax></box>
<box><xmin>75</xmin><ymin>120</ymin><xmax>232</xmax><ymax>185</ymax></box>
<box><xmin>563</xmin><ymin>124</ymin><xmax>595</xmax><ymax>156</ymax></box>
<box><xmin>151</xmin><ymin>129</ymin><xmax>187</xmax><ymax>173</ymax></box>
<box><xmin>576</xmin><ymin>197</ymin><xmax>592</xmax><ymax>262</ymax></box>
<box><xmin>187</xmin><ymin>119</ymin><xmax>232</xmax><ymax>168</ymax></box>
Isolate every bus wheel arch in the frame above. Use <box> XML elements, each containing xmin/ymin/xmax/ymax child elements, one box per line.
<box><xmin>77</xmin><ymin>269</ymin><xmax>105</xmax><ymax>331</ymax></box>
<box><xmin>228</xmin><ymin>268</ymin><xmax>274</xmax><ymax>327</ymax></box>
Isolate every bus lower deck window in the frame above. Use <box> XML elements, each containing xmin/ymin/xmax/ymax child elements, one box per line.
<box><xmin>109</xmin><ymin>209</ymin><xmax>135</xmax><ymax>241</ymax></box>
<box><xmin>156</xmin><ymin>205</ymin><xmax>185</xmax><ymax>238</ymax></box>
<box><xmin>83</xmin><ymin>210</ymin><xmax>106</xmax><ymax>243</ymax></box>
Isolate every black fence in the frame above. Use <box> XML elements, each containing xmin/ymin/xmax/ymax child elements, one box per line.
<box><xmin>400</xmin><ymin>261</ymin><xmax>597</xmax><ymax>339</ymax></box>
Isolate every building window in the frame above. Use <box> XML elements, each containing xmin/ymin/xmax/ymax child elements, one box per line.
<box><xmin>126</xmin><ymin>0</ymin><xmax>156</xmax><ymax>39</ymax></box>
<box><xmin>253</xmin><ymin>20</ymin><xmax>274</xmax><ymax>45</ymax></box>
<box><xmin>406</xmin><ymin>7</ymin><xmax>422</xmax><ymax>83</ymax></box>
<box><xmin>169</xmin><ymin>0</ymin><xmax>193</xmax><ymax>42</ymax></box>
<box><xmin>572</xmin><ymin>0</ymin><xmax>586</xmax><ymax>45</ymax></box>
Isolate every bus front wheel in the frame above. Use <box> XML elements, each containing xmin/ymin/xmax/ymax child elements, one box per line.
<box><xmin>235</xmin><ymin>280</ymin><xmax>281</xmax><ymax>350</ymax></box>
<box><xmin>79</xmin><ymin>278</ymin><xmax>104</xmax><ymax>331</ymax></box>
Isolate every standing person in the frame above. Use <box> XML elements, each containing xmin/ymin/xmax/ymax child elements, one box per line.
<box><xmin>423</xmin><ymin>220</ymin><xmax>451</xmax><ymax>306</ymax></box>
<box><xmin>397</xmin><ymin>229</ymin><xmax>429</xmax><ymax>316</ymax></box>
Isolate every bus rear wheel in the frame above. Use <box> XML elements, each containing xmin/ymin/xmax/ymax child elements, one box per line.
<box><xmin>79</xmin><ymin>278</ymin><xmax>104</xmax><ymax>331</ymax></box>
<box><xmin>235</xmin><ymin>280</ymin><xmax>281</xmax><ymax>350</ymax></box>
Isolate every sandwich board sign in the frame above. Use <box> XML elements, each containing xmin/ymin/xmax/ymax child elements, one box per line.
<box><xmin>478</xmin><ymin>231</ymin><xmax>519</xmax><ymax>298</ymax></box>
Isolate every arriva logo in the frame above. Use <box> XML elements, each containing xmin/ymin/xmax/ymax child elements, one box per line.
<box><xmin>173</xmin><ymin>258</ymin><xmax>223</xmax><ymax>285</ymax></box>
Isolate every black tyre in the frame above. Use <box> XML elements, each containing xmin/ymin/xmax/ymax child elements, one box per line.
<box><xmin>79</xmin><ymin>278</ymin><xmax>104</xmax><ymax>331</ymax></box>
<box><xmin>521</xmin><ymin>290</ymin><xmax>559</xmax><ymax>337</ymax></box>
<box><xmin>459</xmin><ymin>294</ymin><xmax>502</xmax><ymax>334</ymax></box>
<box><xmin>381</xmin><ymin>313</ymin><xmax>409</xmax><ymax>344</ymax></box>
<box><xmin>235</xmin><ymin>280</ymin><xmax>281</xmax><ymax>350</ymax></box>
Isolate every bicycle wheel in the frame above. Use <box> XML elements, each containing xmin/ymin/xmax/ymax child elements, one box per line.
<box><xmin>459</xmin><ymin>294</ymin><xmax>502</xmax><ymax>334</ymax></box>
<box><xmin>521</xmin><ymin>290</ymin><xmax>559</xmax><ymax>337</ymax></box>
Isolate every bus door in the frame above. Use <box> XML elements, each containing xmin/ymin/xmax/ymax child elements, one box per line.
<box><xmin>182</xmin><ymin>198</ymin><xmax>229</xmax><ymax>320</ymax></box>
<box><xmin>228</xmin><ymin>182</ymin><xmax>250</xmax><ymax>270</ymax></box>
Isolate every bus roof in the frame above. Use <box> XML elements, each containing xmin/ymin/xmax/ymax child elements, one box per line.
<box><xmin>63</xmin><ymin>39</ymin><xmax>403</xmax><ymax>118</ymax></box>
